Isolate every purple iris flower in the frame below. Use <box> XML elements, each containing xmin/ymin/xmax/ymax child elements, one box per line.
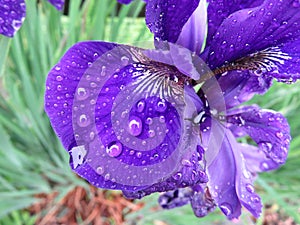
<box><xmin>118</xmin><ymin>0</ymin><xmax>147</xmax><ymax>4</ymax></box>
<box><xmin>0</xmin><ymin>0</ymin><xmax>64</xmax><ymax>37</ymax></box>
<box><xmin>45</xmin><ymin>0</ymin><xmax>298</xmax><ymax>220</ymax></box>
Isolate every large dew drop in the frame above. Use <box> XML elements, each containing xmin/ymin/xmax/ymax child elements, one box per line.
<box><xmin>128</xmin><ymin>116</ymin><xmax>143</xmax><ymax>136</ymax></box>
<box><xmin>77</xmin><ymin>114</ymin><xmax>90</xmax><ymax>127</ymax></box>
<box><xmin>155</xmin><ymin>99</ymin><xmax>167</xmax><ymax>112</ymax></box>
<box><xmin>76</xmin><ymin>87</ymin><xmax>89</xmax><ymax>100</ymax></box>
<box><xmin>106</xmin><ymin>142</ymin><xmax>123</xmax><ymax>157</ymax></box>
<box><xmin>136</xmin><ymin>100</ymin><xmax>146</xmax><ymax>112</ymax></box>
<box><xmin>219</xmin><ymin>203</ymin><xmax>233</xmax><ymax>216</ymax></box>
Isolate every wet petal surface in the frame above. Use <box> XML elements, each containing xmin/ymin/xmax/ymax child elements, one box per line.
<box><xmin>159</xmin><ymin>188</ymin><xmax>192</xmax><ymax>209</ymax></box>
<box><xmin>205</xmin><ymin>0</ymin><xmax>263</xmax><ymax>47</ymax></box>
<box><xmin>45</xmin><ymin>41</ymin><xmax>205</xmax><ymax>192</ymax></box>
<box><xmin>145</xmin><ymin>0</ymin><xmax>200</xmax><ymax>43</ymax></box>
<box><xmin>206</xmin><ymin>123</ymin><xmax>262</xmax><ymax>219</ymax></box>
<box><xmin>176</xmin><ymin>0</ymin><xmax>207</xmax><ymax>53</ymax></box>
<box><xmin>227</xmin><ymin>105</ymin><xmax>291</xmax><ymax>165</ymax></box>
<box><xmin>47</xmin><ymin>0</ymin><xmax>65</xmax><ymax>10</ymax></box>
<box><xmin>0</xmin><ymin>0</ymin><xmax>26</xmax><ymax>37</ymax></box>
<box><xmin>239</xmin><ymin>143</ymin><xmax>280</xmax><ymax>173</ymax></box>
<box><xmin>123</xmin><ymin>144</ymin><xmax>207</xmax><ymax>198</ymax></box>
<box><xmin>207</xmin><ymin>0</ymin><xmax>300</xmax><ymax>73</ymax></box>
<box><xmin>202</xmin><ymin>71</ymin><xmax>273</xmax><ymax>109</ymax></box>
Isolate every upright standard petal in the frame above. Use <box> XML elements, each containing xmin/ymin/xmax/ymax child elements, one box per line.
<box><xmin>0</xmin><ymin>0</ymin><xmax>26</xmax><ymax>37</ymax></box>
<box><xmin>47</xmin><ymin>0</ymin><xmax>65</xmax><ymax>10</ymax></box>
<box><xmin>205</xmin><ymin>0</ymin><xmax>263</xmax><ymax>47</ymax></box>
<box><xmin>176</xmin><ymin>0</ymin><xmax>208</xmax><ymax>54</ymax></box>
<box><xmin>145</xmin><ymin>0</ymin><xmax>200</xmax><ymax>43</ymax></box>
<box><xmin>207</xmin><ymin>0</ymin><xmax>300</xmax><ymax>83</ymax></box>
<box><xmin>227</xmin><ymin>105</ymin><xmax>291</xmax><ymax>165</ymax></box>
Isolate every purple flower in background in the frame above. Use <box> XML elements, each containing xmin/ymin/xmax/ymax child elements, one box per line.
<box><xmin>118</xmin><ymin>0</ymin><xmax>136</xmax><ymax>4</ymax></box>
<box><xmin>0</xmin><ymin>0</ymin><xmax>64</xmax><ymax>37</ymax></box>
<box><xmin>45</xmin><ymin>0</ymin><xmax>299</xmax><ymax>220</ymax></box>
<box><xmin>118</xmin><ymin>0</ymin><xmax>147</xmax><ymax>4</ymax></box>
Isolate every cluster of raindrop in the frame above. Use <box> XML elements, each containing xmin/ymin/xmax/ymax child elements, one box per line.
<box><xmin>69</xmin><ymin>61</ymin><xmax>188</xmax><ymax>186</ymax></box>
<box><xmin>107</xmin><ymin>95</ymin><xmax>181</xmax><ymax>167</ymax></box>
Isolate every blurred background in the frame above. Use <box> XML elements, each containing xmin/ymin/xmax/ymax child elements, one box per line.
<box><xmin>0</xmin><ymin>0</ymin><xmax>299</xmax><ymax>224</ymax></box>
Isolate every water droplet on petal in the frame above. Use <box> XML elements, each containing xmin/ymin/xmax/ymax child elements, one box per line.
<box><xmin>246</xmin><ymin>183</ymin><xmax>255</xmax><ymax>193</ymax></box>
<box><xmin>259</xmin><ymin>142</ymin><xmax>273</xmax><ymax>152</ymax></box>
<box><xmin>136</xmin><ymin>152</ymin><xmax>142</xmax><ymax>158</ymax></box>
<box><xmin>219</xmin><ymin>203</ymin><xmax>233</xmax><ymax>216</ymax></box>
<box><xmin>128</xmin><ymin>116</ymin><xmax>143</xmax><ymax>136</ymax></box>
<box><xmin>172</xmin><ymin>172</ymin><xmax>182</xmax><ymax>180</ymax></box>
<box><xmin>293</xmin><ymin>0</ymin><xmax>300</xmax><ymax>7</ymax></box>
<box><xmin>106</xmin><ymin>142</ymin><xmax>123</xmax><ymax>157</ymax></box>
<box><xmin>155</xmin><ymin>99</ymin><xmax>167</xmax><ymax>112</ymax></box>
<box><xmin>121</xmin><ymin>56</ymin><xmax>130</xmax><ymax>66</ymax></box>
<box><xmin>145</xmin><ymin>117</ymin><xmax>153</xmax><ymax>125</ymax></box>
<box><xmin>76</xmin><ymin>87</ymin><xmax>89</xmax><ymax>100</ymax></box>
<box><xmin>181</xmin><ymin>159</ymin><xmax>193</xmax><ymax>167</ymax></box>
<box><xmin>243</xmin><ymin>169</ymin><xmax>251</xmax><ymax>179</ymax></box>
<box><xmin>104</xmin><ymin>173</ymin><xmax>110</xmax><ymax>181</ymax></box>
<box><xmin>251</xmin><ymin>196</ymin><xmax>260</xmax><ymax>203</ymax></box>
<box><xmin>148</xmin><ymin>129</ymin><xmax>155</xmax><ymax>138</ymax></box>
<box><xmin>260</xmin><ymin>162</ymin><xmax>269</xmax><ymax>170</ymax></box>
<box><xmin>129</xmin><ymin>150</ymin><xmax>135</xmax><ymax>155</ymax></box>
<box><xmin>56</xmin><ymin>75</ymin><xmax>63</xmax><ymax>81</ymax></box>
<box><xmin>136</xmin><ymin>100</ymin><xmax>146</xmax><ymax>112</ymax></box>
<box><xmin>96</xmin><ymin>166</ymin><xmax>104</xmax><ymax>175</ymax></box>
<box><xmin>159</xmin><ymin>115</ymin><xmax>165</xmax><ymax>123</ymax></box>
<box><xmin>276</xmin><ymin>131</ymin><xmax>283</xmax><ymax>138</ymax></box>
<box><xmin>77</xmin><ymin>114</ymin><xmax>90</xmax><ymax>127</ymax></box>
<box><xmin>89</xmin><ymin>132</ymin><xmax>95</xmax><ymax>140</ymax></box>
<box><xmin>55</xmin><ymin>66</ymin><xmax>61</xmax><ymax>71</ymax></box>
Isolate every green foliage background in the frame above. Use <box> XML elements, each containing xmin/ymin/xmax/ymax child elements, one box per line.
<box><xmin>0</xmin><ymin>0</ymin><xmax>299</xmax><ymax>224</ymax></box>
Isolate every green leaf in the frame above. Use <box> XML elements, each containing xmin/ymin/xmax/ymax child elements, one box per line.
<box><xmin>0</xmin><ymin>36</ymin><xmax>11</xmax><ymax>77</ymax></box>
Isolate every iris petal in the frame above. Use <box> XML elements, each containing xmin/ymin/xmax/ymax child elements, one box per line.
<box><xmin>45</xmin><ymin>41</ymin><xmax>117</xmax><ymax>151</ymax></box>
<box><xmin>123</xmin><ymin>144</ymin><xmax>208</xmax><ymax>198</ymax></box>
<box><xmin>206</xmin><ymin>122</ymin><xmax>242</xmax><ymax>219</ymax></box>
<box><xmin>47</xmin><ymin>0</ymin><xmax>65</xmax><ymax>10</ymax></box>
<box><xmin>118</xmin><ymin>0</ymin><xmax>135</xmax><ymax>4</ymax></box>
<box><xmin>267</xmin><ymin>39</ymin><xmax>300</xmax><ymax>83</ymax></box>
<box><xmin>118</xmin><ymin>0</ymin><xmax>148</xmax><ymax>4</ymax></box>
<box><xmin>202</xmin><ymin>71</ymin><xmax>273</xmax><ymax>109</ymax></box>
<box><xmin>145</xmin><ymin>0</ymin><xmax>200</xmax><ymax>43</ymax></box>
<box><xmin>143</xmin><ymin>42</ymin><xmax>211</xmax><ymax>81</ymax></box>
<box><xmin>158</xmin><ymin>185</ymin><xmax>217</xmax><ymax>218</ymax></box>
<box><xmin>206</xmin><ymin>121</ymin><xmax>262</xmax><ymax>219</ymax></box>
<box><xmin>190</xmin><ymin>185</ymin><xmax>216</xmax><ymax>217</ymax></box>
<box><xmin>45</xmin><ymin>41</ymin><xmax>206</xmax><ymax>192</ymax></box>
<box><xmin>227</xmin><ymin>105</ymin><xmax>291</xmax><ymax>165</ymax></box>
<box><xmin>207</xmin><ymin>0</ymin><xmax>300</xmax><ymax>73</ymax></box>
<box><xmin>0</xmin><ymin>0</ymin><xmax>26</xmax><ymax>37</ymax></box>
<box><xmin>176</xmin><ymin>0</ymin><xmax>208</xmax><ymax>54</ymax></box>
<box><xmin>205</xmin><ymin>0</ymin><xmax>263</xmax><ymax>47</ymax></box>
<box><xmin>239</xmin><ymin>143</ymin><xmax>280</xmax><ymax>173</ymax></box>
<box><xmin>159</xmin><ymin>188</ymin><xmax>192</xmax><ymax>209</ymax></box>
